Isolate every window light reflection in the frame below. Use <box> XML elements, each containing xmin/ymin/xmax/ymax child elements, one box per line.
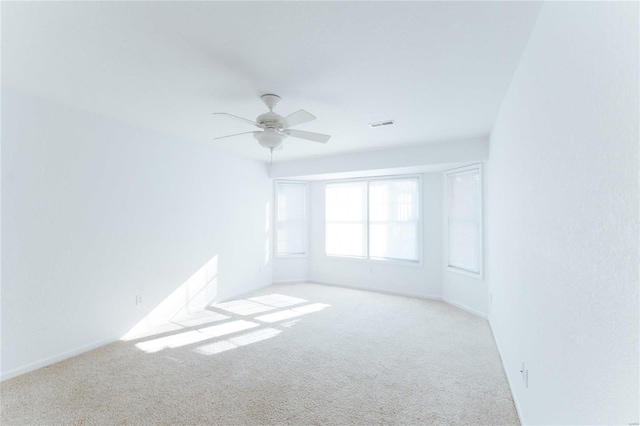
<box><xmin>135</xmin><ymin>320</ymin><xmax>259</xmax><ymax>353</ymax></box>
<box><xmin>194</xmin><ymin>328</ymin><xmax>282</xmax><ymax>355</ymax></box>
<box><xmin>255</xmin><ymin>303</ymin><xmax>330</xmax><ymax>323</ymax></box>
<box><xmin>248</xmin><ymin>294</ymin><xmax>307</xmax><ymax>308</ymax></box>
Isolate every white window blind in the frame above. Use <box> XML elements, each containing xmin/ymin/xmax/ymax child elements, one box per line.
<box><xmin>325</xmin><ymin>181</ymin><xmax>368</xmax><ymax>258</ymax></box>
<box><xmin>276</xmin><ymin>182</ymin><xmax>306</xmax><ymax>256</ymax></box>
<box><xmin>369</xmin><ymin>178</ymin><xmax>420</xmax><ymax>262</ymax></box>
<box><xmin>447</xmin><ymin>166</ymin><xmax>482</xmax><ymax>274</ymax></box>
<box><xmin>325</xmin><ymin>176</ymin><xmax>421</xmax><ymax>262</ymax></box>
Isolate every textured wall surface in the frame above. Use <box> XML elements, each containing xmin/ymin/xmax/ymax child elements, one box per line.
<box><xmin>2</xmin><ymin>90</ymin><xmax>273</xmax><ymax>379</ymax></box>
<box><xmin>488</xmin><ymin>2</ymin><xmax>639</xmax><ymax>424</ymax></box>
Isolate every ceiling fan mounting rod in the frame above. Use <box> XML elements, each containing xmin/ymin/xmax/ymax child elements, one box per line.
<box><xmin>260</xmin><ymin>93</ymin><xmax>282</xmax><ymax>111</ymax></box>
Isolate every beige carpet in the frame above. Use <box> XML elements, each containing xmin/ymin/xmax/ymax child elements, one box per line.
<box><xmin>1</xmin><ymin>283</ymin><xmax>519</xmax><ymax>425</ymax></box>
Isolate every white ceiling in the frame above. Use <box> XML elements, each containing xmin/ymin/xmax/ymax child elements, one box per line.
<box><xmin>2</xmin><ymin>1</ymin><xmax>541</xmax><ymax>163</ymax></box>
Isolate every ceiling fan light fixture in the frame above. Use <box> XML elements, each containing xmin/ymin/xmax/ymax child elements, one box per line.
<box><xmin>254</xmin><ymin>128</ymin><xmax>285</xmax><ymax>150</ymax></box>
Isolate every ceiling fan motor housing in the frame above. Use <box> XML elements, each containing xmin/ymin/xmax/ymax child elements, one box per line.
<box><xmin>256</xmin><ymin>111</ymin><xmax>283</xmax><ymax>128</ymax></box>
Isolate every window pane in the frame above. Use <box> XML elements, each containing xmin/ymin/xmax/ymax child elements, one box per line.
<box><xmin>447</xmin><ymin>168</ymin><xmax>482</xmax><ymax>273</ymax></box>
<box><xmin>325</xmin><ymin>182</ymin><xmax>367</xmax><ymax>257</ymax></box>
<box><xmin>369</xmin><ymin>178</ymin><xmax>420</xmax><ymax>261</ymax></box>
<box><xmin>276</xmin><ymin>182</ymin><xmax>306</xmax><ymax>255</ymax></box>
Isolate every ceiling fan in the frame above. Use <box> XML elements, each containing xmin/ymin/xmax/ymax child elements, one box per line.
<box><xmin>212</xmin><ymin>94</ymin><xmax>331</xmax><ymax>152</ymax></box>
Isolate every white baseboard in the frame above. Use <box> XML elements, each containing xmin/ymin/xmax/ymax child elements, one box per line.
<box><xmin>1</xmin><ymin>335</ymin><xmax>120</xmax><ymax>382</ymax></box>
<box><xmin>489</xmin><ymin>320</ymin><xmax>525</xmax><ymax>425</ymax></box>
<box><xmin>442</xmin><ymin>297</ymin><xmax>488</xmax><ymax>319</ymax></box>
<box><xmin>272</xmin><ymin>279</ymin><xmax>310</xmax><ymax>285</ymax></box>
<box><xmin>310</xmin><ymin>280</ymin><xmax>442</xmax><ymax>301</ymax></box>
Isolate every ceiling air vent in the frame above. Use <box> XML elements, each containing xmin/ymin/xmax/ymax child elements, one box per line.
<box><xmin>368</xmin><ymin>120</ymin><xmax>395</xmax><ymax>128</ymax></box>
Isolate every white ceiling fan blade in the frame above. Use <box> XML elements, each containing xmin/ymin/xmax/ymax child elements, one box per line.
<box><xmin>286</xmin><ymin>129</ymin><xmax>331</xmax><ymax>144</ymax></box>
<box><xmin>214</xmin><ymin>131</ymin><xmax>260</xmax><ymax>140</ymax></box>
<box><xmin>212</xmin><ymin>113</ymin><xmax>263</xmax><ymax>129</ymax></box>
<box><xmin>277</xmin><ymin>110</ymin><xmax>316</xmax><ymax>128</ymax></box>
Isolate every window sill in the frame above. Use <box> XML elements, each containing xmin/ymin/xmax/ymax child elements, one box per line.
<box><xmin>275</xmin><ymin>254</ymin><xmax>308</xmax><ymax>259</ymax></box>
<box><xmin>324</xmin><ymin>254</ymin><xmax>423</xmax><ymax>268</ymax></box>
<box><xmin>446</xmin><ymin>266</ymin><xmax>483</xmax><ymax>280</ymax></box>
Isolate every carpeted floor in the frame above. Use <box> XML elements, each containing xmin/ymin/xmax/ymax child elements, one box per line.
<box><xmin>1</xmin><ymin>283</ymin><xmax>519</xmax><ymax>425</ymax></box>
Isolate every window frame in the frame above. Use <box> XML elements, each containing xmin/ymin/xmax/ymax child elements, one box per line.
<box><xmin>323</xmin><ymin>174</ymin><xmax>423</xmax><ymax>266</ymax></box>
<box><xmin>444</xmin><ymin>163</ymin><xmax>484</xmax><ymax>279</ymax></box>
<box><xmin>274</xmin><ymin>180</ymin><xmax>308</xmax><ymax>259</ymax></box>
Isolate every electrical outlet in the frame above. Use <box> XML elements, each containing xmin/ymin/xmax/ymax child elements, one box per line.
<box><xmin>136</xmin><ymin>295</ymin><xmax>143</xmax><ymax>305</ymax></box>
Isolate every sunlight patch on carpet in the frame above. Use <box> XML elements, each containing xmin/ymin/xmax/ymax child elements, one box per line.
<box><xmin>214</xmin><ymin>299</ymin><xmax>276</xmax><ymax>315</ymax></box>
<box><xmin>255</xmin><ymin>303</ymin><xmax>331</xmax><ymax>323</ymax></box>
<box><xmin>135</xmin><ymin>320</ymin><xmax>259</xmax><ymax>353</ymax></box>
<box><xmin>248</xmin><ymin>294</ymin><xmax>308</xmax><ymax>308</ymax></box>
<box><xmin>194</xmin><ymin>328</ymin><xmax>282</xmax><ymax>355</ymax></box>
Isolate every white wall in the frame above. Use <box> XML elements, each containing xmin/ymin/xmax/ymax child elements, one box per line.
<box><xmin>308</xmin><ymin>173</ymin><xmax>443</xmax><ymax>299</ymax></box>
<box><xmin>1</xmin><ymin>90</ymin><xmax>273</xmax><ymax>380</ymax></box>
<box><xmin>488</xmin><ymin>2</ymin><xmax>639</xmax><ymax>424</ymax></box>
<box><xmin>272</xmin><ymin>258</ymin><xmax>309</xmax><ymax>284</ymax></box>
<box><xmin>442</xmin><ymin>272</ymin><xmax>487</xmax><ymax>319</ymax></box>
<box><xmin>271</xmin><ymin>137</ymin><xmax>488</xmax><ymax>180</ymax></box>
